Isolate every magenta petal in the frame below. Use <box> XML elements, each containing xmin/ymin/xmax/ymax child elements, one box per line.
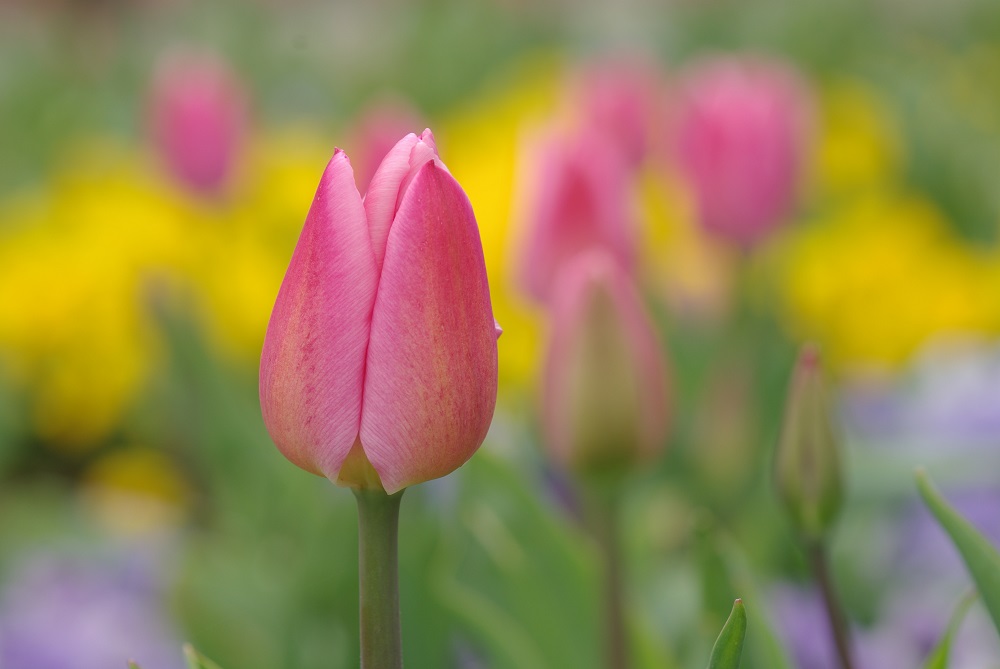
<box><xmin>359</xmin><ymin>161</ymin><xmax>498</xmax><ymax>493</ymax></box>
<box><xmin>260</xmin><ymin>150</ymin><xmax>378</xmax><ymax>480</ymax></box>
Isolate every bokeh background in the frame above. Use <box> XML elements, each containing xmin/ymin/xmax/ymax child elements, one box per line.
<box><xmin>3</xmin><ymin>0</ymin><xmax>1000</xmax><ymax>667</ymax></box>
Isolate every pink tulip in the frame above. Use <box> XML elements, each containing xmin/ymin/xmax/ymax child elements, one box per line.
<box><xmin>148</xmin><ymin>50</ymin><xmax>248</xmax><ymax>195</ymax></box>
<box><xmin>516</xmin><ymin>129</ymin><xmax>636</xmax><ymax>304</ymax></box>
<box><xmin>570</xmin><ymin>57</ymin><xmax>664</xmax><ymax>168</ymax></box>
<box><xmin>346</xmin><ymin>97</ymin><xmax>424</xmax><ymax>194</ymax></box>
<box><xmin>542</xmin><ymin>250</ymin><xmax>669</xmax><ymax>474</ymax></box>
<box><xmin>672</xmin><ymin>55</ymin><xmax>812</xmax><ymax>247</ymax></box>
<box><xmin>260</xmin><ymin>130</ymin><xmax>500</xmax><ymax>494</ymax></box>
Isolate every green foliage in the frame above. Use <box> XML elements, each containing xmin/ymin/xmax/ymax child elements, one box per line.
<box><xmin>916</xmin><ymin>471</ymin><xmax>1000</xmax><ymax>641</ymax></box>
<box><xmin>922</xmin><ymin>591</ymin><xmax>976</xmax><ymax>669</ymax></box>
<box><xmin>184</xmin><ymin>644</ymin><xmax>225</xmax><ymax>669</ymax></box>
<box><xmin>706</xmin><ymin>600</ymin><xmax>747</xmax><ymax>669</ymax></box>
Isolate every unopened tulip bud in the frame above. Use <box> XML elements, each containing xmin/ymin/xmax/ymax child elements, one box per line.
<box><xmin>673</xmin><ymin>55</ymin><xmax>813</xmax><ymax>247</ymax></box>
<box><xmin>774</xmin><ymin>344</ymin><xmax>843</xmax><ymax>541</ymax></box>
<box><xmin>260</xmin><ymin>130</ymin><xmax>500</xmax><ymax>494</ymax></box>
<box><xmin>542</xmin><ymin>250</ymin><xmax>669</xmax><ymax>477</ymax></box>
<box><xmin>148</xmin><ymin>50</ymin><xmax>249</xmax><ymax>195</ymax></box>
<box><xmin>516</xmin><ymin>130</ymin><xmax>637</xmax><ymax>304</ymax></box>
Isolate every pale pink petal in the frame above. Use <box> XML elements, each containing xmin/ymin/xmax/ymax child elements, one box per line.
<box><xmin>363</xmin><ymin>130</ymin><xmax>438</xmax><ymax>270</ymax></box>
<box><xmin>359</xmin><ymin>160</ymin><xmax>498</xmax><ymax>493</ymax></box>
<box><xmin>260</xmin><ymin>150</ymin><xmax>378</xmax><ymax>480</ymax></box>
<box><xmin>363</xmin><ymin>133</ymin><xmax>419</xmax><ymax>269</ymax></box>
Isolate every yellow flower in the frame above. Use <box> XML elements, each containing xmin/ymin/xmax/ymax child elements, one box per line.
<box><xmin>0</xmin><ymin>142</ymin><xmax>197</xmax><ymax>449</ymax></box>
<box><xmin>770</xmin><ymin>193</ymin><xmax>1000</xmax><ymax>372</ymax></box>
<box><xmin>807</xmin><ymin>79</ymin><xmax>904</xmax><ymax>200</ymax></box>
<box><xmin>80</xmin><ymin>447</ymin><xmax>191</xmax><ymax>535</ymax></box>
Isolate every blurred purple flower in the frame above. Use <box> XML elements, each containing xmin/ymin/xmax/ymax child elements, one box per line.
<box><xmin>0</xmin><ymin>553</ymin><xmax>184</xmax><ymax>669</ymax></box>
<box><xmin>843</xmin><ymin>343</ymin><xmax>1000</xmax><ymax>448</ymax></box>
<box><xmin>769</xmin><ymin>584</ymin><xmax>919</xmax><ymax>669</ymax></box>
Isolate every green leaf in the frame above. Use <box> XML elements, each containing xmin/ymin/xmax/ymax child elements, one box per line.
<box><xmin>127</xmin><ymin>662</ymin><xmax>142</xmax><ymax>669</ymax></box>
<box><xmin>183</xmin><ymin>644</ymin><xmax>225</xmax><ymax>669</ymax></box>
<box><xmin>916</xmin><ymin>470</ymin><xmax>1000</xmax><ymax>641</ymax></box>
<box><xmin>923</xmin><ymin>591</ymin><xmax>977</xmax><ymax>669</ymax></box>
<box><xmin>706</xmin><ymin>599</ymin><xmax>747</xmax><ymax>669</ymax></box>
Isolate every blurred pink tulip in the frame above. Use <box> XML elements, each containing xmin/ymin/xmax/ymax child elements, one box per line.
<box><xmin>148</xmin><ymin>50</ymin><xmax>248</xmax><ymax>195</ymax></box>
<box><xmin>571</xmin><ymin>57</ymin><xmax>664</xmax><ymax>168</ymax></box>
<box><xmin>347</xmin><ymin>97</ymin><xmax>425</xmax><ymax>194</ymax></box>
<box><xmin>542</xmin><ymin>250</ymin><xmax>669</xmax><ymax>475</ymax></box>
<box><xmin>260</xmin><ymin>130</ymin><xmax>500</xmax><ymax>494</ymax></box>
<box><xmin>673</xmin><ymin>55</ymin><xmax>812</xmax><ymax>247</ymax></box>
<box><xmin>516</xmin><ymin>129</ymin><xmax>636</xmax><ymax>304</ymax></box>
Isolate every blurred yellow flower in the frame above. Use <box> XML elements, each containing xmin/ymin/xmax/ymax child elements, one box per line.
<box><xmin>807</xmin><ymin>78</ymin><xmax>904</xmax><ymax>200</ymax></box>
<box><xmin>439</xmin><ymin>54</ymin><xmax>564</xmax><ymax>399</ymax></box>
<box><xmin>80</xmin><ymin>446</ymin><xmax>190</xmax><ymax>535</ymax></box>
<box><xmin>0</xmin><ymin>142</ymin><xmax>198</xmax><ymax>449</ymax></box>
<box><xmin>770</xmin><ymin>193</ymin><xmax>1000</xmax><ymax>372</ymax></box>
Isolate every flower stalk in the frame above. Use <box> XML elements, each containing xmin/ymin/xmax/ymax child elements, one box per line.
<box><xmin>355</xmin><ymin>488</ymin><xmax>405</xmax><ymax>669</ymax></box>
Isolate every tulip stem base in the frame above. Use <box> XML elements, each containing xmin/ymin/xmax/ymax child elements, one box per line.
<box><xmin>807</xmin><ymin>542</ymin><xmax>854</xmax><ymax>669</ymax></box>
<box><xmin>354</xmin><ymin>488</ymin><xmax>405</xmax><ymax>669</ymax></box>
<box><xmin>583</xmin><ymin>483</ymin><xmax>629</xmax><ymax>669</ymax></box>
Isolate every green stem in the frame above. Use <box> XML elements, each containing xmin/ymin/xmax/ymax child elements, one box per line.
<box><xmin>585</xmin><ymin>485</ymin><xmax>629</xmax><ymax>669</ymax></box>
<box><xmin>354</xmin><ymin>488</ymin><xmax>405</xmax><ymax>669</ymax></box>
<box><xmin>807</xmin><ymin>542</ymin><xmax>854</xmax><ymax>669</ymax></box>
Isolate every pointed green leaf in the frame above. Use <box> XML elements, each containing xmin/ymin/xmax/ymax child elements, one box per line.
<box><xmin>707</xmin><ymin>599</ymin><xmax>747</xmax><ymax>669</ymax></box>
<box><xmin>182</xmin><ymin>644</ymin><xmax>225</xmax><ymax>669</ymax></box>
<box><xmin>916</xmin><ymin>470</ymin><xmax>1000</xmax><ymax>640</ymax></box>
<box><xmin>923</xmin><ymin>591</ymin><xmax>976</xmax><ymax>669</ymax></box>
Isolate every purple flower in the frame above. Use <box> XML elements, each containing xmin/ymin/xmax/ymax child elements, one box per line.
<box><xmin>0</xmin><ymin>552</ymin><xmax>184</xmax><ymax>669</ymax></box>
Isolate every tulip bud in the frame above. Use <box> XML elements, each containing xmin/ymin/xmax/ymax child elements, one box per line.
<box><xmin>542</xmin><ymin>250</ymin><xmax>669</xmax><ymax>477</ymax></box>
<box><xmin>673</xmin><ymin>55</ymin><xmax>813</xmax><ymax>247</ymax></box>
<box><xmin>147</xmin><ymin>50</ymin><xmax>249</xmax><ymax>195</ymax></box>
<box><xmin>260</xmin><ymin>130</ymin><xmax>500</xmax><ymax>494</ymax></box>
<box><xmin>516</xmin><ymin>129</ymin><xmax>636</xmax><ymax>304</ymax></box>
<box><xmin>774</xmin><ymin>344</ymin><xmax>843</xmax><ymax>541</ymax></box>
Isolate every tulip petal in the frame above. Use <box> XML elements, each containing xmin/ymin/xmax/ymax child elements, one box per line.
<box><xmin>260</xmin><ymin>150</ymin><xmax>378</xmax><ymax>479</ymax></box>
<box><xmin>363</xmin><ymin>129</ymin><xmax>438</xmax><ymax>270</ymax></box>
<box><xmin>360</xmin><ymin>160</ymin><xmax>498</xmax><ymax>493</ymax></box>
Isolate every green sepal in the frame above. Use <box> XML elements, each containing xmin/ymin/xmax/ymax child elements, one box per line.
<box><xmin>916</xmin><ymin>470</ymin><xmax>1000</xmax><ymax>641</ymax></box>
<box><xmin>706</xmin><ymin>599</ymin><xmax>747</xmax><ymax>669</ymax></box>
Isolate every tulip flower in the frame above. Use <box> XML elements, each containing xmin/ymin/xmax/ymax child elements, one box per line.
<box><xmin>774</xmin><ymin>344</ymin><xmax>854</xmax><ymax>669</ymax></box>
<box><xmin>775</xmin><ymin>344</ymin><xmax>843</xmax><ymax>541</ymax></box>
<box><xmin>542</xmin><ymin>249</ymin><xmax>669</xmax><ymax>476</ymax></box>
<box><xmin>570</xmin><ymin>57</ymin><xmax>663</xmax><ymax>168</ymax></box>
<box><xmin>346</xmin><ymin>97</ymin><xmax>424</xmax><ymax>194</ymax></box>
<box><xmin>672</xmin><ymin>55</ymin><xmax>812</xmax><ymax>247</ymax></box>
<box><xmin>516</xmin><ymin>129</ymin><xmax>636</xmax><ymax>304</ymax></box>
<box><xmin>260</xmin><ymin>129</ymin><xmax>500</xmax><ymax>495</ymax></box>
<box><xmin>148</xmin><ymin>50</ymin><xmax>248</xmax><ymax>195</ymax></box>
<box><xmin>260</xmin><ymin>129</ymin><xmax>498</xmax><ymax>669</ymax></box>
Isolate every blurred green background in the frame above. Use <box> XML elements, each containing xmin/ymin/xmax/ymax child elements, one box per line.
<box><xmin>4</xmin><ymin>1</ymin><xmax>1000</xmax><ymax>668</ymax></box>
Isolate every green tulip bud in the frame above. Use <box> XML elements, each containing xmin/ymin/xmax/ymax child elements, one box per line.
<box><xmin>774</xmin><ymin>344</ymin><xmax>843</xmax><ymax>541</ymax></box>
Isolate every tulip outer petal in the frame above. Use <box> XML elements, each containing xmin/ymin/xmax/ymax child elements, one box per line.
<box><xmin>360</xmin><ymin>161</ymin><xmax>498</xmax><ymax>493</ymax></box>
<box><xmin>260</xmin><ymin>150</ymin><xmax>378</xmax><ymax>480</ymax></box>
